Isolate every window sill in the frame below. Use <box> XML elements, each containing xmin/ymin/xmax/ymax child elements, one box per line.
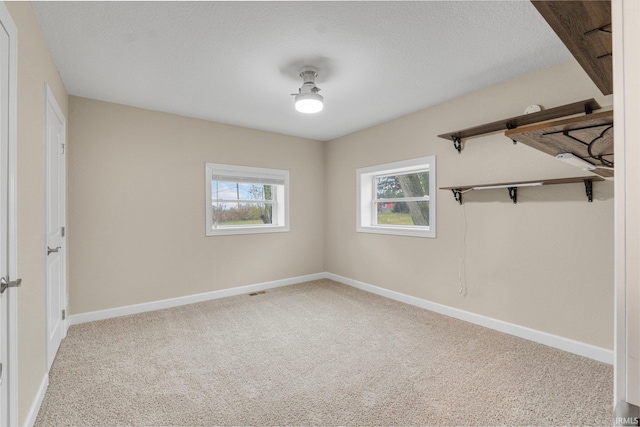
<box><xmin>206</xmin><ymin>226</ymin><xmax>290</xmax><ymax>237</ymax></box>
<box><xmin>356</xmin><ymin>226</ymin><xmax>435</xmax><ymax>238</ymax></box>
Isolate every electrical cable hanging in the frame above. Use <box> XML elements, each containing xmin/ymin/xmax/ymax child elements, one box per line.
<box><xmin>458</xmin><ymin>202</ymin><xmax>467</xmax><ymax>297</ymax></box>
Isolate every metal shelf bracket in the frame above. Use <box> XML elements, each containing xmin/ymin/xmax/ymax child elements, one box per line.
<box><xmin>507</xmin><ymin>187</ymin><xmax>518</xmax><ymax>204</ymax></box>
<box><xmin>452</xmin><ymin>136</ymin><xmax>462</xmax><ymax>154</ymax></box>
<box><xmin>584</xmin><ymin>179</ymin><xmax>594</xmax><ymax>202</ymax></box>
<box><xmin>451</xmin><ymin>189</ymin><xmax>463</xmax><ymax>205</ymax></box>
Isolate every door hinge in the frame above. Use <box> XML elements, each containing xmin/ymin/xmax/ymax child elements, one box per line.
<box><xmin>62</xmin><ymin>309</ymin><xmax>66</xmax><ymax>320</ymax></box>
<box><xmin>61</xmin><ymin>226</ymin><xmax>65</xmax><ymax>237</ymax></box>
<box><xmin>61</xmin><ymin>144</ymin><xmax>65</xmax><ymax>155</ymax></box>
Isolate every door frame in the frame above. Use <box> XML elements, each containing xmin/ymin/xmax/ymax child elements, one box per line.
<box><xmin>613</xmin><ymin>0</ymin><xmax>640</xmax><ymax>413</ymax></box>
<box><xmin>0</xmin><ymin>3</ymin><xmax>18</xmax><ymax>426</ymax></box>
<box><xmin>44</xmin><ymin>84</ymin><xmax>67</xmax><ymax>372</ymax></box>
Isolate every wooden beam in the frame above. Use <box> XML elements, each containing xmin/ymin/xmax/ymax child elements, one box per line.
<box><xmin>532</xmin><ymin>0</ymin><xmax>613</xmax><ymax>95</ymax></box>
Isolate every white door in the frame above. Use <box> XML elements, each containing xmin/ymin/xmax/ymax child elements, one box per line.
<box><xmin>45</xmin><ymin>87</ymin><xmax>66</xmax><ymax>371</ymax></box>
<box><xmin>0</xmin><ymin>3</ymin><xmax>17</xmax><ymax>426</ymax></box>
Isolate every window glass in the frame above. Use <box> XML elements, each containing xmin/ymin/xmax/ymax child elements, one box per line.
<box><xmin>375</xmin><ymin>172</ymin><xmax>429</xmax><ymax>198</ymax></box>
<box><xmin>374</xmin><ymin>171</ymin><xmax>430</xmax><ymax>227</ymax></box>
<box><xmin>376</xmin><ymin>201</ymin><xmax>429</xmax><ymax>226</ymax></box>
<box><xmin>206</xmin><ymin>164</ymin><xmax>289</xmax><ymax>236</ymax></box>
<box><xmin>357</xmin><ymin>157</ymin><xmax>436</xmax><ymax>238</ymax></box>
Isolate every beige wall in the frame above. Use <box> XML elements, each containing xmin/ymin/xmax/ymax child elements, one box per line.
<box><xmin>326</xmin><ymin>60</ymin><xmax>614</xmax><ymax>350</ymax></box>
<box><xmin>4</xmin><ymin>2</ymin><xmax>69</xmax><ymax>425</ymax></box>
<box><xmin>68</xmin><ymin>97</ymin><xmax>325</xmax><ymax>314</ymax></box>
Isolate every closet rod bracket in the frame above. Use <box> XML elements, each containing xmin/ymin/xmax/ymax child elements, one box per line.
<box><xmin>507</xmin><ymin>187</ymin><xmax>518</xmax><ymax>204</ymax></box>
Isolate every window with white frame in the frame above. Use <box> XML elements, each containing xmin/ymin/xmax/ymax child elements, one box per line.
<box><xmin>205</xmin><ymin>163</ymin><xmax>289</xmax><ymax>236</ymax></box>
<box><xmin>357</xmin><ymin>156</ymin><xmax>436</xmax><ymax>238</ymax></box>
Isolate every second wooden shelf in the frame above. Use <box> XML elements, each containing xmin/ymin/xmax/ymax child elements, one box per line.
<box><xmin>440</xmin><ymin>176</ymin><xmax>604</xmax><ymax>204</ymax></box>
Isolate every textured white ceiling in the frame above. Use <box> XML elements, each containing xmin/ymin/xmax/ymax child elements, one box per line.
<box><xmin>33</xmin><ymin>1</ymin><xmax>571</xmax><ymax>141</ymax></box>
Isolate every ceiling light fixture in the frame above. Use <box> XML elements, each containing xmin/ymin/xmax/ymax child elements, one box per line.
<box><xmin>293</xmin><ymin>66</ymin><xmax>323</xmax><ymax>114</ymax></box>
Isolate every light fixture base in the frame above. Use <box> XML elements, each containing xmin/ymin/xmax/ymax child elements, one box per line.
<box><xmin>299</xmin><ymin>66</ymin><xmax>319</xmax><ymax>82</ymax></box>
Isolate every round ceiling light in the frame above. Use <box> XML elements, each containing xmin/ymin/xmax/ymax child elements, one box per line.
<box><xmin>295</xmin><ymin>92</ymin><xmax>323</xmax><ymax>114</ymax></box>
<box><xmin>293</xmin><ymin>67</ymin><xmax>323</xmax><ymax>114</ymax></box>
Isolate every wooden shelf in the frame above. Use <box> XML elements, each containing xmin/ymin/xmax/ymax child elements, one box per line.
<box><xmin>532</xmin><ymin>0</ymin><xmax>612</xmax><ymax>95</ymax></box>
<box><xmin>438</xmin><ymin>99</ymin><xmax>601</xmax><ymax>153</ymax></box>
<box><xmin>506</xmin><ymin>110</ymin><xmax>613</xmax><ymax>178</ymax></box>
<box><xmin>440</xmin><ymin>176</ymin><xmax>604</xmax><ymax>204</ymax></box>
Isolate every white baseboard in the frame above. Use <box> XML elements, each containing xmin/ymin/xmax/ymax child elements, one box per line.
<box><xmin>23</xmin><ymin>374</ymin><xmax>48</xmax><ymax>427</ymax></box>
<box><xmin>326</xmin><ymin>273</ymin><xmax>614</xmax><ymax>365</ymax></box>
<box><xmin>67</xmin><ymin>271</ymin><xmax>613</xmax><ymax>365</ymax></box>
<box><xmin>68</xmin><ymin>273</ymin><xmax>326</xmax><ymax>326</ymax></box>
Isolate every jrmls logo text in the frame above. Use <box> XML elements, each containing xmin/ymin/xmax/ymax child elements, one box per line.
<box><xmin>615</xmin><ymin>416</ymin><xmax>640</xmax><ymax>426</ymax></box>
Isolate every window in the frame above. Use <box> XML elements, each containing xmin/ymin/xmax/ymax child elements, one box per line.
<box><xmin>205</xmin><ymin>163</ymin><xmax>289</xmax><ymax>236</ymax></box>
<box><xmin>357</xmin><ymin>156</ymin><xmax>436</xmax><ymax>238</ymax></box>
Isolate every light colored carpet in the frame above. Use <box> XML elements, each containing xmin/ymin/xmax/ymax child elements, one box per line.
<box><xmin>35</xmin><ymin>279</ymin><xmax>612</xmax><ymax>426</ymax></box>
